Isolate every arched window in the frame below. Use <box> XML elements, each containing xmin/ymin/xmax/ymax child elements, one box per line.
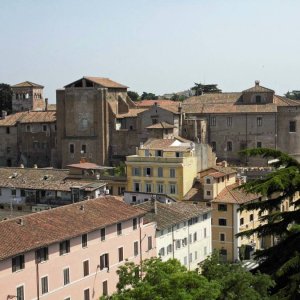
<box><xmin>206</xmin><ymin>178</ymin><xmax>211</xmax><ymax>184</ymax></box>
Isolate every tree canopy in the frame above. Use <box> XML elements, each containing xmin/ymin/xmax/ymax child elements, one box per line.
<box><xmin>191</xmin><ymin>83</ymin><xmax>222</xmax><ymax>96</ymax></box>
<box><xmin>285</xmin><ymin>90</ymin><xmax>300</xmax><ymax>100</ymax></box>
<box><xmin>140</xmin><ymin>92</ymin><xmax>158</xmax><ymax>100</ymax></box>
<box><xmin>238</xmin><ymin>148</ymin><xmax>300</xmax><ymax>299</ymax></box>
<box><xmin>127</xmin><ymin>91</ymin><xmax>139</xmax><ymax>102</ymax></box>
<box><xmin>100</xmin><ymin>255</ymin><xmax>273</xmax><ymax>300</ymax></box>
<box><xmin>0</xmin><ymin>83</ymin><xmax>12</xmax><ymax>115</ymax></box>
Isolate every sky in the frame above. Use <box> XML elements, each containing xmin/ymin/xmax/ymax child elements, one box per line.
<box><xmin>1</xmin><ymin>0</ymin><xmax>300</xmax><ymax>103</ymax></box>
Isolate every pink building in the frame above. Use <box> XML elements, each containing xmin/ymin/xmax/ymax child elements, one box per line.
<box><xmin>0</xmin><ymin>196</ymin><xmax>156</xmax><ymax>300</ymax></box>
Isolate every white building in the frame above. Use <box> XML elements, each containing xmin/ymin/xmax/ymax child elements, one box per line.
<box><xmin>123</xmin><ymin>191</ymin><xmax>176</xmax><ymax>205</ymax></box>
<box><xmin>138</xmin><ymin>200</ymin><xmax>212</xmax><ymax>270</ymax></box>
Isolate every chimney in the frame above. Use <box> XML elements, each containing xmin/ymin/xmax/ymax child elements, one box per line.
<box><xmin>255</xmin><ymin>80</ymin><xmax>260</xmax><ymax>86</ymax></box>
<box><xmin>80</xmin><ymin>204</ymin><xmax>84</xmax><ymax>211</ymax></box>
<box><xmin>17</xmin><ymin>218</ymin><xmax>24</xmax><ymax>226</ymax></box>
<box><xmin>45</xmin><ymin>98</ymin><xmax>48</xmax><ymax>111</ymax></box>
<box><xmin>178</xmin><ymin>102</ymin><xmax>182</xmax><ymax>113</ymax></box>
<box><xmin>1</xmin><ymin>110</ymin><xmax>7</xmax><ymax>119</ymax></box>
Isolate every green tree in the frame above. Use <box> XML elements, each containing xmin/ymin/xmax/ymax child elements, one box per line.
<box><xmin>101</xmin><ymin>258</ymin><xmax>221</xmax><ymax>300</ymax></box>
<box><xmin>191</xmin><ymin>83</ymin><xmax>222</xmax><ymax>96</ymax></box>
<box><xmin>127</xmin><ymin>91</ymin><xmax>140</xmax><ymax>102</ymax></box>
<box><xmin>201</xmin><ymin>251</ymin><xmax>274</xmax><ymax>300</ymax></box>
<box><xmin>140</xmin><ymin>92</ymin><xmax>158</xmax><ymax>100</ymax></box>
<box><xmin>237</xmin><ymin>148</ymin><xmax>300</xmax><ymax>299</ymax></box>
<box><xmin>285</xmin><ymin>90</ymin><xmax>300</xmax><ymax>100</ymax></box>
<box><xmin>0</xmin><ymin>83</ymin><xmax>12</xmax><ymax>115</ymax></box>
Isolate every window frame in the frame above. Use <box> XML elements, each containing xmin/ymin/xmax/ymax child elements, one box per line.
<box><xmin>12</xmin><ymin>254</ymin><xmax>25</xmax><ymax>272</ymax></box>
<box><xmin>218</xmin><ymin>218</ymin><xmax>227</xmax><ymax>226</ymax></box>
<box><xmin>41</xmin><ymin>276</ymin><xmax>49</xmax><ymax>295</ymax></box>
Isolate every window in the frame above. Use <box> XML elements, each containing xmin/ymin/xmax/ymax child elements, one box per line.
<box><xmin>11</xmin><ymin>189</ymin><xmax>16</xmax><ymax>196</ymax></box>
<box><xmin>194</xmin><ymin>232</ymin><xmax>197</xmax><ymax>242</ymax></box>
<box><xmin>102</xmin><ymin>280</ymin><xmax>108</xmax><ymax>296</ymax></box>
<box><xmin>156</xmin><ymin>150</ymin><xmax>162</xmax><ymax>157</ymax></box>
<box><xmin>189</xmin><ymin>234</ymin><xmax>192</xmax><ymax>243</ymax></box>
<box><xmin>157</xmin><ymin>183</ymin><xmax>164</xmax><ymax>193</ymax></box>
<box><xmin>118</xmin><ymin>247</ymin><xmax>124</xmax><ymax>262</ymax></box>
<box><xmin>133</xmin><ymin>182</ymin><xmax>140</xmax><ymax>192</ymax></box>
<box><xmin>227</xmin><ymin>141</ymin><xmax>232</xmax><ymax>152</ymax></box>
<box><xmin>6</xmin><ymin>127</ymin><xmax>10</xmax><ymax>134</ymax></box>
<box><xmin>211</xmin><ymin>141</ymin><xmax>216</xmax><ymax>151</ymax></box>
<box><xmin>210</xmin><ymin>116</ymin><xmax>216</xmax><ymax>126</ymax></box>
<box><xmin>84</xmin><ymin>288</ymin><xmax>90</xmax><ymax>300</ymax></box>
<box><xmin>184</xmin><ymin>256</ymin><xmax>187</xmax><ymax>265</ymax></box>
<box><xmin>144</xmin><ymin>167</ymin><xmax>152</xmax><ymax>176</ymax></box>
<box><xmin>204</xmin><ymin>228</ymin><xmax>207</xmax><ymax>238</ymax></box>
<box><xmin>42</xmin><ymin>124</ymin><xmax>47</xmax><ymax>132</ymax></box>
<box><xmin>227</xmin><ymin>116</ymin><xmax>232</xmax><ymax>127</ymax></box>
<box><xmin>218</xmin><ymin>218</ymin><xmax>227</xmax><ymax>226</ymax></box>
<box><xmin>100</xmin><ymin>228</ymin><xmax>106</xmax><ymax>241</ymax></box>
<box><xmin>257</xmin><ymin>141</ymin><xmax>262</xmax><ymax>148</ymax></box>
<box><xmin>12</xmin><ymin>255</ymin><xmax>25</xmax><ymax>272</ymax></box>
<box><xmin>250</xmin><ymin>214</ymin><xmax>254</xmax><ymax>222</ymax></box>
<box><xmin>132</xmin><ymin>167</ymin><xmax>140</xmax><ymax>176</ymax></box>
<box><xmin>189</xmin><ymin>253</ymin><xmax>193</xmax><ymax>263</ymax></box>
<box><xmin>69</xmin><ymin>144</ymin><xmax>75</xmax><ymax>154</ymax></box>
<box><xmin>182</xmin><ymin>237</ymin><xmax>188</xmax><ymax>247</ymax></box>
<box><xmin>82</xmin><ymin>234</ymin><xmax>88</xmax><ymax>248</ymax></box>
<box><xmin>218</xmin><ymin>204</ymin><xmax>227</xmax><ymax>211</ymax></box>
<box><xmin>16</xmin><ymin>285</ymin><xmax>24</xmax><ymax>300</ymax></box>
<box><xmin>41</xmin><ymin>276</ymin><xmax>48</xmax><ymax>294</ymax></box>
<box><xmin>170</xmin><ymin>168</ymin><xmax>176</xmax><ymax>178</ymax></box>
<box><xmin>63</xmin><ymin>268</ymin><xmax>70</xmax><ymax>285</ymax></box>
<box><xmin>133</xmin><ymin>218</ymin><xmax>138</xmax><ymax>230</ymax></box>
<box><xmin>36</xmin><ymin>247</ymin><xmax>48</xmax><ymax>263</ymax></box>
<box><xmin>206</xmin><ymin>178</ymin><xmax>211</xmax><ymax>184</ymax></box>
<box><xmin>157</xmin><ymin>167</ymin><xmax>163</xmax><ymax>177</ymax></box>
<box><xmin>134</xmin><ymin>241</ymin><xmax>139</xmax><ymax>256</ymax></box>
<box><xmin>255</xmin><ymin>95</ymin><xmax>262</xmax><ymax>103</ymax></box>
<box><xmin>81</xmin><ymin>144</ymin><xmax>87</xmax><ymax>154</ymax></box>
<box><xmin>203</xmin><ymin>213</ymin><xmax>208</xmax><ymax>220</ymax></box>
<box><xmin>148</xmin><ymin>236</ymin><xmax>152</xmax><ymax>251</ymax></box>
<box><xmin>83</xmin><ymin>260</ymin><xmax>89</xmax><ymax>276</ymax></box>
<box><xmin>257</xmin><ymin>117</ymin><xmax>262</xmax><ymax>127</ymax></box>
<box><xmin>59</xmin><ymin>240</ymin><xmax>70</xmax><ymax>255</ymax></box>
<box><xmin>176</xmin><ymin>240</ymin><xmax>181</xmax><ymax>250</ymax></box>
<box><xmin>132</xmin><ymin>196</ymin><xmax>137</xmax><ymax>203</ymax></box>
<box><xmin>159</xmin><ymin>247</ymin><xmax>165</xmax><ymax>256</ymax></box>
<box><xmin>289</xmin><ymin>121</ymin><xmax>296</xmax><ymax>132</ymax></box>
<box><xmin>167</xmin><ymin>244</ymin><xmax>173</xmax><ymax>254</ymax></box>
<box><xmin>206</xmin><ymin>190</ymin><xmax>211</xmax><ymax>196</ymax></box>
<box><xmin>240</xmin><ymin>218</ymin><xmax>244</xmax><ymax>225</ymax></box>
<box><xmin>145</xmin><ymin>183</ymin><xmax>152</xmax><ymax>193</ymax></box>
<box><xmin>169</xmin><ymin>184</ymin><xmax>176</xmax><ymax>194</ymax></box>
<box><xmin>175</xmin><ymin>152</ymin><xmax>180</xmax><ymax>157</ymax></box>
<box><xmin>26</xmin><ymin>125</ymin><xmax>31</xmax><ymax>132</ymax></box>
<box><xmin>100</xmin><ymin>253</ymin><xmax>109</xmax><ymax>270</ymax></box>
<box><xmin>117</xmin><ymin>223</ymin><xmax>122</xmax><ymax>235</ymax></box>
<box><xmin>220</xmin><ymin>233</ymin><xmax>225</xmax><ymax>241</ymax></box>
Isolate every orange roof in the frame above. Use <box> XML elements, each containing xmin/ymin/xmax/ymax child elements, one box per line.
<box><xmin>0</xmin><ymin>112</ymin><xmax>26</xmax><ymax>126</ymax></box>
<box><xmin>134</xmin><ymin>100</ymin><xmax>177</xmax><ymax>107</ymax></box>
<box><xmin>18</xmin><ymin>111</ymin><xmax>56</xmax><ymax>123</ymax></box>
<box><xmin>0</xmin><ymin>197</ymin><xmax>145</xmax><ymax>261</ymax></box>
<box><xmin>116</xmin><ymin>108</ymin><xmax>147</xmax><ymax>118</ymax></box>
<box><xmin>67</xmin><ymin>162</ymin><xmax>113</xmax><ymax>170</ymax></box>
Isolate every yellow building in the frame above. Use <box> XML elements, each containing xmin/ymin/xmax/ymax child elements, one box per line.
<box><xmin>126</xmin><ymin>137</ymin><xmax>198</xmax><ymax>200</ymax></box>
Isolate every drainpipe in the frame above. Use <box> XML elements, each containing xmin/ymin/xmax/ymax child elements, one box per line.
<box><xmin>36</xmin><ymin>260</ymin><xmax>40</xmax><ymax>300</ymax></box>
<box><xmin>187</xmin><ymin>221</ymin><xmax>191</xmax><ymax>270</ymax></box>
<box><xmin>172</xmin><ymin>226</ymin><xmax>175</xmax><ymax>259</ymax></box>
<box><xmin>139</xmin><ymin>217</ymin><xmax>143</xmax><ymax>278</ymax></box>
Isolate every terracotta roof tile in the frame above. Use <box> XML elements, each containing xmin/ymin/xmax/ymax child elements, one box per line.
<box><xmin>18</xmin><ymin>111</ymin><xmax>56</xmax><ymax>123</ymax></box>
<box><xmin>0</xmin><ymin>112</ymin><xmax>26</xmax><ymax>126</ymax></box>
<box><xmin>0</xmin><ymin>197</ymin><xmax>145</xmax><ymax>261</ymax></box>
<box><xmin>137</xmin><ymin>201</ymin><xmax>211</xmax><ymax>230</ymax></box>
<box><xmin>146</xmin><ymin>122</ymin><xmax>176</xmax><ymax>129</ymax></box>
<box><xmin>84</xmin><ymin>77</ymin><xmax>128</xmax><ymax>89</ymax></box>
<box><xmin>142</xmin><ymin>138</ymin><xmax>192</xmax><ymax>150</ymax></box>
<box><xmin>134</xmin><ymin>100</ymin><xmax>177</xmax><ymax>107</ymax></box>
<box><xmin>116</xmin><ymin>108</ymin><xmax>147</xmax><ymax>118</ymax></box>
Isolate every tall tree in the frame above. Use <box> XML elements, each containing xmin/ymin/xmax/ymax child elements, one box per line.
<box><xmin>0</xmin><ymin>83</ymin><xmax>12</xmax><ymax>115</ymax></box>
<box><xmin>285</xmin><ymin>90</ymin><xmax>300</xmax><ymax>100</ymax></box>
<box><xmin>238</xmin><ymin>148</ymin><xmax>300</xmax><ymax>299</ymax></box>
<box><xmin>127</xmin><ymin>91</ymin><xmax>140</xmax><ymax>102</ymax></box>
<box><xmin>140</xmin><ymin>92</ymin><xmax>158</xmax><ymax>100</ymax></box>
<box><xmin>191</xmin><ymin>83</ymin><xmax>222</xmax><ymax>96</ymax></box>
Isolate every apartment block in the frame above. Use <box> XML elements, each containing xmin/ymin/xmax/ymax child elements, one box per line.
<box><xmin>0</xmin><ymin>197</ymin><xmax>156</xmax><ymax>299</ymax></box>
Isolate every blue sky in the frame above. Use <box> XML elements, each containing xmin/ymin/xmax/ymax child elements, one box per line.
<box><xmin>1</xmin><ymin>0</ymin><xmax>300</xmax><ymax>102</ymax></box>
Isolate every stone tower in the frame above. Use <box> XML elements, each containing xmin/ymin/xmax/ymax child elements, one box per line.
<box><xmin>11</xmin><ymin>81</ymin><xmax>45</xmax><ymax>112</ymax></box>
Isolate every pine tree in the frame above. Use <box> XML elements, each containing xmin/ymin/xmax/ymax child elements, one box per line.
<box><xmin>237</xmin><ymin>148</ymin><xmax>300</xmax><ymax>299</ymax></box>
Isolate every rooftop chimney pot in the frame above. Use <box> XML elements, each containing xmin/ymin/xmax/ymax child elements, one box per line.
<box><xmin>255</xmin><ymin>80</ymin><xmax>260</xmax><ymax>86</ymax></box>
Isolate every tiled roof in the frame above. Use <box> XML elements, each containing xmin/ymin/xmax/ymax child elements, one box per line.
<box><xmin>116</xmin><ymin>108</ymin><xmax>147</xmax><ymax>118</ymax></box>
<box><xmin>242</xmin><ymin>82</ymin><xmax>274</xmax><ymax>93</ymax></box>
<box><xmin>67</xmin><ymin>162</ymin><xmax>114</xmax><ymax>170</ymax></box>
<box><xmin>146</xmin><ymin>122</ymin><xmax>176</xmax><ymax>129</ymax></box>
<box><xmin>18</xmin><ymin>111</ymin><xmax>56</xmax><ymax>123</ymax></box>
<box><xmin>137</xmin><ymin>201</ymin><xmax>211</xmax><ymax>230</ymax></box>
<box><xmin>134</xmin><ymin>100</ymin><xmax>177</xmax><ymax>107</ymax></box>
<box><xmin>142</xmin><ymin>138</ymin><xmax>193</xmax><ymax>151</ymax></box>
<box><xmin>64</xmin><ymin>77</ymin><xmax>128</xmax><ymax>89</ymax></box>
<box><xmin>11</xmin><ymin>81</ymin><xmax>44</xmax><ymax>88</ymax></box>
<box><xmin>0</xmin><ymin>197</ymin><xmax>145</xmax><ymax>261</ymax></box>
<box><xmin>213</xmin><ymin>183</ymin><xmax>259</xmax><ymax>204</ymax></box>
<box><xmin>0</xmin><ymin>167</ymin><xmax>105</xmax><ymax>192</ymax></box>
<box><xmin>0</xmin><ymin>111</ymin><xmax>56</xmax><ymax>126</ymax></box>
<box><xmin>184</xmin><ymin>93</ymin><xmax>241</xmax><ymax>105</ymax></box>
<box><xmin>199</xmin><ymin>166</ymin><xmax>237</xmax><ymax>179</ymax></box>
<box><xmin>183</xmin><ymin>181</ymin><xmax>203</xmax><ymax>202</ymax></box>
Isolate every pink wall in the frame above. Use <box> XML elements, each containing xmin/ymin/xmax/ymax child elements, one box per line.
<box><xmin>0</xmin><ymin>217</ymin><xmax>156</xmax><ymax>299</ymax></box>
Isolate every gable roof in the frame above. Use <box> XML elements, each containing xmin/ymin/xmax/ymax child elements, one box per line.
<box><xmin>0</xmin><ymin>197</ymin><xmax>145</xmax><ymax>261</ymax></box>
<box><xmin>242</xmin><ymin>82</ymin><xmax>274</xmax><ymax>93</ymax></box>
<box><xmin>64</xmin><ymin>76</ymin><xmax>128</xmax><ymax>89</ymax></box>
<box><xmin>137</xmin><ymin>201</ymin><xmax>211</xmax><ymax>230</ymax></box>
<box><xmin>12</xmin><ymin>81</ymin><xmax>44</xmax><ymax>88</ymax></box>
<box><xmin>142</xmin><ymin>137</ymin><xmax>193</xmax><ymax>151</ymax></box>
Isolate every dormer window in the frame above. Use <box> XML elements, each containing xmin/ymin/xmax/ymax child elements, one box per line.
<box><xmin>255</xmin><ymin>95</ymin><xmax>262</xmax><ymax>103</ymax></box>
<box><xmin>206</xmin><ymin>178</ymin><xmax>211</xmax><ymax>184</ymax></box>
